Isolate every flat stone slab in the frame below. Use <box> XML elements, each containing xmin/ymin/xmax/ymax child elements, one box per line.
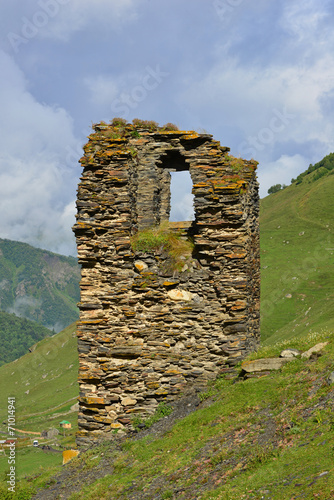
<box><xmin>241</xmin><ymin>357</ymin><xmax>290</xmax><ymax>373</ymax></box>
<box><xmin>301</xmin><ymin>342</ymin><xmax>328</xmax><ymax>359</ymax></box>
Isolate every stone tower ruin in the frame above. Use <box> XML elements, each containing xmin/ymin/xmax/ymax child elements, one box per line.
<box><xmin>73</xmin><ymin>119</ymin><xmax>260</xmax><ymax>447</ymax></box>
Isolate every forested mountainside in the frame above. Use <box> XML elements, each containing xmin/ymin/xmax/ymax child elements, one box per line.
<box><xmin>0</xmin><ymin>238</ymin><xmax>80</xmax><ymax>332</ymax></box>
<box><xmin>0</xmin><ymin>310</ymin><xmax>53</xmax><ymax>366</ymax></box>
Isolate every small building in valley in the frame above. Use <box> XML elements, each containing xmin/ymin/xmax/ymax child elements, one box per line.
<box><xmin>59</xmin><ymin>421</ymin><xmax>71</xmax><ymax>429</ymax></box>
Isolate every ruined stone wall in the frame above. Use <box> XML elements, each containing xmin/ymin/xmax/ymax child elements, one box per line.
<box><xmin>73</xmin><ymin>120</ymin><xmax>260</xmax><ymax>447</ymax></box>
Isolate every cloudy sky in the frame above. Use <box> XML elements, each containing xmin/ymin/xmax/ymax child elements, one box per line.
<box><xmin>1</xmin><ymin>0</ymin><xmax>334</xmax><ymax>256</ymax></box>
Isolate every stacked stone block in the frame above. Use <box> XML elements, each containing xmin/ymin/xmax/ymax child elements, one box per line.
<box><xmin>73</xmin><ymin>121</ymin><xmax>260</xmax><ymax>447</ymax></box>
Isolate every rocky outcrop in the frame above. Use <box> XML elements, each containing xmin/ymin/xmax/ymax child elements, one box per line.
<box><xmin>73</xmin><ymin>119</ymin><xmax>260</xmax><ymax>447</ymax></box>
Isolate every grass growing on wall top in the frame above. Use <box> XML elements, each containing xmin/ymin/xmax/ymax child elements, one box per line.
<box><xmin>131</xmin><ymin>222</ymin><xmax>194</xmax><ymax>271</ymax></box>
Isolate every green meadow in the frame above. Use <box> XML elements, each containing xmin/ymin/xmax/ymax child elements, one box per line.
<box><xmin>0</xmin><ymin>323</ymin><xmax>79</xmax><ymax>480</ymax></box>
<box><xmin>260</xmin><ymin>173</ymin><xmax>334</xmax><ymax>343</ymax></box>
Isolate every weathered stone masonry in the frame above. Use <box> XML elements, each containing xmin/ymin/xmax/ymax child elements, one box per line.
<box><xmin>73</xmin><ymin>121</ymin><xmax>260</xmax><ymax>447</ymax></box>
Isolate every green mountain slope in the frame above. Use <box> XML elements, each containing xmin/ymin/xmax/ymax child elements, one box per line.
<box><xmin>260</xmin><ymin>169</ymin><xmax>334</xmax><ymax>344</ymax></box>
<box><xmin>0</xmin><ymin>323</ymin><xmax>78</xmax><ymax>432</ymax></box>
<box><xmin>0</xmin><ymin>311</ymin><xmax>53</xmax><ymax>366</ymax></box>
<box><xmin>0</xmin><ymin>238</ymin><xmax>80</xmax><ymax>332</ymax></box>
<box><xmin>0</xmin><ymin>323</ymin><xmax>79</xmax><ymax>480</ymax></box>
<box><xmin>1</xmin><ymin>327</ymin><xmax>333</xmax><ymax>499</ymax></box>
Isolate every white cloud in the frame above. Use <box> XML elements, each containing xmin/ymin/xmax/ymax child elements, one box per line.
<box><xmin>259</xmin><ymin>154</ymin><xmax>307</xmax><ymax>198</ymax></box>
<box><xmin>8</xmin><ymin>295</ymin><xmax>42</xmax><ymax>319</ymax></box>
<box><xmin>0</xmin><ymin>51</ymin><xmax>78</xmax><ymax>255</ymax></box>
<box><xmin>33</xmin><ymin>0</ymin><xmax>138</xmax><ymax>41</ymax></box>
<box><xmin>84</xmin><ymin>65</ymin><xmax>171</xmax><ymax>120</ymax></box>
<box><xmin>183</xmin><ymin>54</ymin><xmax>334</xmax><ymax>136</ymax></box>
<box><xmin>281</xmin><ymin>0</ymin><xmax>329</xmax><ymax>42</ymax></box>
<box><xmin>84</xmin><ymin>75</ymin><xmax>120</xmax><ymax>107</ymax></box>
<box><xmin>179</xmin><ymin>50</ymin><xmax>334</xmax><ymax>195</ymax></box>
<box><xmin>3</xmin><ymin>0</ymin><xmax>138</xmax><ymax>54</ymax></box>
<box><xmin>2</xmin><ymin>0</ymin><xmax>334</xmax><ymax>251</ymax></box>
<box><xmin>0</xmin><ymin>52</ymin><xmax>78</xmax><ymax>158</ymax></box>
<box><xmin>0</xmin><ymin>154</ymin><xmax>77</xmax><ymax>256</ymax></box>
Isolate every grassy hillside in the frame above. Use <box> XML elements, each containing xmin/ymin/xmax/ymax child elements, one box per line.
<box><xmin>0</xmin><ymin>311</ymin><xmax>52</xmax><ymax>366</ymax></box>
<box><xmin>2</xmin><ymin>328</ymin><xmax>333</xmax><ymax>499</ymax></box>
<box><xmin>0</xmin><ymin>238</ymin><xmax>80</xmax><ymax>332</ymax></box>
<box><xmin>260</xmin><ymin>171</ymin><xmax>334</xmax><ymax>344</ymax></box>
<box><xmin>0</xmin><ymin>323</ymin><xmax>78</xmax><ymax>433</ymax></box>
<box><xmin>0</xmin><ymin>323</ymin><xmax>79</xmax><ymax>480</ymax></box>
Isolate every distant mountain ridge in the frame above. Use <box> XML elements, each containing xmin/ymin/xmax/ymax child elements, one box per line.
<box><xmin>0</xmin><ymin>238</ymin><xmax>80</xmax><ymax>332</ymax></box>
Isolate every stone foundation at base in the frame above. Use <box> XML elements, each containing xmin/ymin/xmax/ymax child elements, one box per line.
<box><xmin>73</xmin><ymin>121</ymin><xmax>260</xmax><ymax>447</ymax></box>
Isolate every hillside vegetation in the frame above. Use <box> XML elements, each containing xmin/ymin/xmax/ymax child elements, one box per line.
<box><xmin>260</xmin><ymin>163</ymin><xmax>334</xmax><ymax>344</ymax></box>
<box><xmin>0</xmin><ymin>324</ymin><xmax>79</xmax><ymax>480</ymax></box>
<box><xmin>293</xmin><ymin>151</ymin><xmax>334</xmax><ymax>185</ymax></box>
<box><xmin>1</xmin><ymin>327</ymin><xmax>333</xmax><ymax>499</ymax></box>
<box><xmin>0</xmin><ymin>311</ymin><xmax>52</xmax><ymax>366</ymax></box>
<box><xmin>0</xmin><ymin>238</ymin><xmax>80</xmax><ymax>332</ymax></box>
<box><xmin>0</xmin><ymin>323</ymin><xmax>78</xmax><ymax>435</ymax></box>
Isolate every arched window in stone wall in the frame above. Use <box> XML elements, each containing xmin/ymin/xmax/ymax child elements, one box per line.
<box><xmin>136</xmin><ymin>148</ymin><xmax>196</xmax><ymax>229</ymax></box>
